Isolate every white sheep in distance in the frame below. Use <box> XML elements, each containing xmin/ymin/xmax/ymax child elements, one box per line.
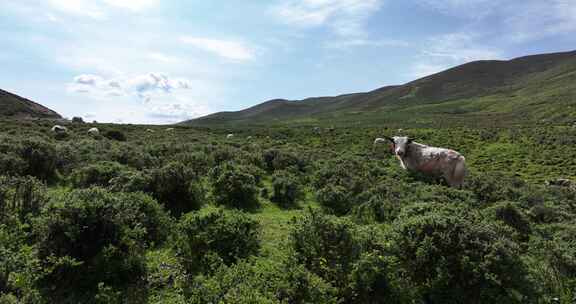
<box><xmin>87</xmin><ymin>127</ymin><xmax>100</xmax><ymax>136</ymax></box>
<box><xmin>226</xmin><ymin>134</ymin><xmax>234</xmax><ymax>139</ymax></box>
<box><xmin>51</xmin><ymin>125</ymin><xmax>68</xmax><ymax>133</ymax></box>
<box><xmin>375</xmin><ymin>136</ymin><xmax>467</xmax><ymax>187</ymax></box>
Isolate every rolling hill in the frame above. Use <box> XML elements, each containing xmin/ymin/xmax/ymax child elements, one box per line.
<box><xmin>0</xmin><ymin>89</ymin><xmax>61</xmax><ymax>119</ymax></box>
<box><xmin>183</xmin><ymin>50</ymin><xmax>576</xmax><ymax>127</ymax></box>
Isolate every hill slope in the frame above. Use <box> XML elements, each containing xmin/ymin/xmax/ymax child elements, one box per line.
<box><xmin>0</xmin><ymin>89</ymin><xmax>61</xmax><ymax>119</ymax></box>
<box><xmin>184</xmin><ymin>50</ymin><xmax>576</xmax><ymax>127</ymax></box>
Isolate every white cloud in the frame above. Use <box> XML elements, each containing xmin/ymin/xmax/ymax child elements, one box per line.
<box><xmin>417</xmin><ymin>0</ymin><xmax>576</xmax><ymax>42</ymax></box>
<box><xmin>146</xmin><ymin>102</ymin><xmax>212</xmax><ymax>123</ymax></box>
<box><xmin>505</xmin><ymin>0</ymin><xmax>576</xmax><ymax>42</ymax></box>
<box><xmin>409</xmin><ymin>33</ymin><xmax>503</xmax><ymax>78</ymax></box>
<box><xmin>148</xmin><ymin>52</ymin><xmax>180</xmax><ymax>63</ymax></box>
<box><xmin>68</xmin><ymin>72</ymin><xmax>192</xmax><ymax>102</ymax></box>
<box><xmin>180</xmin><ymin>37</ymin><xmax>256</xmax><ymax>61</ymax></box>
<box><xmin>48</xmin><ymin>0</ymin><xmax>106</xmax><ymax>19</ymax></box>
<box><xmin>101</xmin><ymin>0</ymin><xmax>158</xmax><ymax>12</ymax></box>
<box><xmin>324</xmin><ymin>38</ymin><xmax>410</xmax><ymax>49</ymax></box>
<box><xmin>271</xmin><ymin>0</ymin><xmax>384</xmax><ymax>37</ymax></box>
<box><xmin>416</xmin><ymin>0</ymin><xmax>498</xmax><ymax>19</ymax></box>
<box><xmin>47</xmin><ymin>0</ymin><xmax>158</xmax><ymax>19</ymax></box>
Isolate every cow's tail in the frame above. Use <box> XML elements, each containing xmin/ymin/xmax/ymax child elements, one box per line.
<box><xmin>452</xmin><ymin>156</ymin><xmax>467</xmax><ymax>188</ymax></box>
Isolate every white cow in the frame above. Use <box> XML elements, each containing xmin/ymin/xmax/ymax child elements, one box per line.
<box><xmin>87</xmin><ymin>127</ymin><xmax>100</xmax><ymax>136</ymax></box>
<box><xmin>51</xmin><ymin>125</ymin><xmax>68</xmax><ymax>133</ymax></box>
<box><xmin>375</xmin><ymin>136</ymin><xmax>467</xmax><ymax>187</ymax></box>
<box><xmin>226</xmin><ymin>134</ymin><xmax>234</xmax><ymax>139</ymax></box>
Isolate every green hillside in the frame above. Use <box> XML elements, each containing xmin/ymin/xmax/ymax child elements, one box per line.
<box><xmin>0</xmin><ymin>89</ymin><xmax>61</xmax><ymax>119</ymax></box>
<box><xmin>184</xmin><ymin>50</ymin><xmax>576</xmax><ymax>127</ymax></box>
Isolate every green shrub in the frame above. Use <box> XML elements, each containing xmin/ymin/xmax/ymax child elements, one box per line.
<box><xmin>211</xmin><ymin>163</ymin><xmax>259</xmax><ymax>210</ymax></box>
<box><xmin>291</xmin><ymin>209</ymin><xmax>361</xmax><ymax>293</ymax></box>
<box><xmin>0</xmin><ymin>176</ymin><xmax>48</xmax><ymax>223</ymax></box>
<box><xmin>0</xmin><ymin>152</ymin><xmax>26</xmax><ymax>176</ymax></box>
<box><xmin>104</xmin><ymin>130</ymin><xmax>127</xmax><ymax>142</ymax></box>
<box><xmin>110</xmin><ymin>144</ymin><xmax>156</xmax><ymax>169</ymax></box>
<box><xmin>347</xmin><ymin>252</ymin><xmax>401</xmax><ymax>304</ymax></box>
<box><xmin>262</xmin><ymin>149</ymin><xmax>306</xmax><ymax>172</ymax></box>
<box><xmin>19</xmin><ymin>138</ymin><xmax>58</xmax><ymax>181</ymax></box>
<box><xmin>172</xmin><ymin>208</ymin><xmax>260</xmax><ymax>275</ymax></box>
<box><xmin>172</xmin><ymin>151</ymin><xmax>214</xmax><ymax>176</ymax></box>
<box><xmin>465</xmin><ymin>172</ymin><xmax>524</xmax><ymax>204</ymax></box>
<box><xmin>187</xmin><ymin>259</ymin><xmax>338</xmax><ymax>304</ymax></box>
<box><xmin>187</xmin><ymin>262</ymin><xmax>280</xmax><ymax>303</ymax></box>
<box><xmin>70</xmin><ymin>161</ymin><xmax>131</xmax><ymax>188</ymax></box>
<box><xmin>390</xmin><ymin>203</ymin><xmax>536</xmax><ymax>303</ymax></box>
<box><xmin>149</xmin><ymin>162</ymin><xmax>205</xmax><ymax>216</ymax></box>
<box><xmin>34</xmin><ymin>188</ymin><xmax>170</xmax><ymax>301</ymax></box>
<box><xmin>108</xmin><ymin>170</ymin><xmax>152</xmax><ymax>193</ymax></box>
<box><xmin>483</xmin><ymin>201</ymin><xmax>531</xmax><ymax>240</ymax></box>
<box><xmin>317</xmin><ymin>184</ymin><xmax>354</xmax><ymax>215</ymax></box>
<box><xmin>0</xmin><ymin>221</ymin><xmax>42</xmax><ymax>302</ymax></box>
<box><xmin>270</xmin><ymin>170</ymin><xmax>303</xmax><ymax>208</ymax></box>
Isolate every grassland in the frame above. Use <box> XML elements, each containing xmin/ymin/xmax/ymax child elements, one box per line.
<box><xmin>1</xmin><ymin>118</ymin><xmax>575</xmax><ymax>303</ymax></box>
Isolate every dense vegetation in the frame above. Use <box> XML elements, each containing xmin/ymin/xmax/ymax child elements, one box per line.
<box><xmin>0</xmin><ymin>118</ymin><xmax>575</xmax><ymax>303</ymax></box>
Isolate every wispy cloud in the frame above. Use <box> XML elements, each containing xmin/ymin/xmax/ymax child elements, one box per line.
<box><xmin>409</xmin><ymin>33</ymin><xmax>503</xmax><ymax>78</ymax></box>
<box><xmin>68</xmin><ymin>73</ymin><xmax>192</xmax><ymax>102</ymax></box>
<box><xmin>271</xmin><ymin>0</ymin><xmax>384</xmax><ymax>37</ymax></box>
<box><xmin>180</xmin><ymin>36</ymin><xmax>256</xmax><ymax>61</ymax></box>
<box><xmin>416</xmin><ymin>0</ymin><xmax>498</xmax><ymax>19</ymax></box>
<box><xmin>417</xmin><ymin>0</ymin><xmax>576</xmax><ymax>42</ymax></box>
<box><xmin>47</xmin><ymin>0</ymin><xmax>158</xmax><ymax>19</ymax></box>
<box><xmin>505</xmin><ymin>0</ymin><xmax>576</xmax><ymax>42</ymax></box>
<box><xmin>324</xmin><ymin>38</ymin><xmax>410</xmax><ymax>49</ymax></box>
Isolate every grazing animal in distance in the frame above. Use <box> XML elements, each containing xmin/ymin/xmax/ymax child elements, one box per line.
<box><xmin>51</xmin><ymin>125</ymin><xmax>68</xmax><ymax>133</ymax></box>
<box><xmin>165</xmin><ymin>128</ymin><xmax>175</xmax><ymax>132</ymax></box>
<box><xmin>375</xmin><ymin>136</ymin><xmax>467</xmax><ymax>187</ymax></box>
<box><xmin>146</xmin><ymin>129</ymin><xmax>155</xmax><ymax>133</ymax></box>
<box><xmin>87</xmin><ymin>127</ymin><xmax>100</xmax><ymax>136</ymax></box>
<box><xmin>226</xmin><ymin>134</ymin><xmax>234</xmax><ymax>139</ymax></box>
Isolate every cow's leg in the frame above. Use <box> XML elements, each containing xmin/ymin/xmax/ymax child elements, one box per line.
<box><xmin>448</xmin><ymin>157</ymin><xmax>467</xmax><ymax>188</ymax></box>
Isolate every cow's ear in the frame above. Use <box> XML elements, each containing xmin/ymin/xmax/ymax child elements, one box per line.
<box><xmin>389</xmin><ymin>143</ymin><xmax>394</xmax><ymax>154</ymax></box>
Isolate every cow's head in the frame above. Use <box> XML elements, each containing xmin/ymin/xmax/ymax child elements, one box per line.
<box><xmin>378</xmin><ymin>136</ymin><xmax>414</xmax><ymax>157</ymax></box>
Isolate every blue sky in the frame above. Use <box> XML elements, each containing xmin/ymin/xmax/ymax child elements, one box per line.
<box><xmin>1</xmin><ymin>0</ymin><xmax>575</xmax><ymax>124</ymax></box>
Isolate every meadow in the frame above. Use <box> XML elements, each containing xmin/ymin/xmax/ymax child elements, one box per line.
<box><xmin>0</xmin><ymin>118</ymin><xmax>575</xmax><ymax>303</ymax></box>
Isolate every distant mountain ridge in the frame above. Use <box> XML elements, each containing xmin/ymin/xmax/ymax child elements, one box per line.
<box><xmin>0</xmin><ymin>89</ymin><xmax>61</xmax><ymax>119</ymax></box>
<box><xmin>183</xmin><ymin>50</ymin><xmax>576</xmax><ymax>127</ymax></box>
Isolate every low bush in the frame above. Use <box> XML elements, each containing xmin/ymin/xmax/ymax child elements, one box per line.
<box><xmin>104</xmin><ymin>130</ymin><xmax>127</xmax><ymax>142</ymax></box>
<box><xmin>270</xmin><ymin>170</ymin><xmax>303</xmax><ymax>208</ymax></box>
<box><xmin>0</xmin><ymin>176</ymin><xmax>48</xmax><ymax>223</ymax></box>
<box><xmin>19</xmin><ymin>138</ymin><xmax>58</xmax><ymax>181</ymax></box>
<box><xmin>211</xmin><ymin>163</ymin><xmax>259</xmax><ymax>210</ymax></box>
<box><xmin>0</xmin><ymin>152</ymin><xmax>26</xmax><ymax>176</ymax></box>
<box><xmin>317</xmin><ymin>184</ymin><xmax>354</xmax><ymax>215</ymax></box>
<box><xmin>149</xmin><ymin>162</ymin><xmax>205</xmax><ymax>216</ymax></box>
<box><xmin>186</xmin><ymin>259</ymin><xmax>338</xmax><ymax>304</ymax></box>
<box><xmin>262</xmin><ymin>149</ymin><xmax>307</xmax><ymax>172</ymax></box>
<box><xmin>70</xmin><ymin>161</ymin><xmax>131</xmax><ymax>188</ymax></box>
<box><xmin>389</xmin><ymin>203</ymin><xmax>536</xmax><ymax>303</ymax></box>
<box><xmin>34</xmin><ymin>188</ymin><xmax>170</xmax><ymax>302</ymax></box>
<box><xmin>291</xmin><ymin>209</ymin><xmax>362</xmax><ymax>293</ymax></box>
<box><xmin>172</xmin><ymin>208</ymin><xmax>260</xmax><ymax>275</ymax></box>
